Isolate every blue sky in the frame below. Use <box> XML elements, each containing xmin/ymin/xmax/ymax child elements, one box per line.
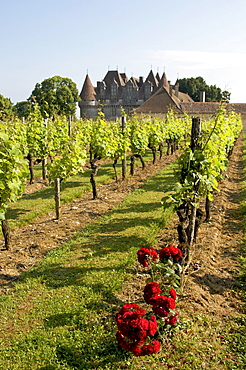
<box><xmin>1</xmin><ymin>0</ymin><xmax>246</xmax><ymax>108</ymax></box>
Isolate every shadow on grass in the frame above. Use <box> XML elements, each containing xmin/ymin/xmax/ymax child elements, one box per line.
<box><xmin>55</xmin><ymin>341</ymin><xmax>129</xmax><ymax>370</ymax></box>
<box><xmin>22</xmin><ymin>236</ymin><xmax>143</xmax><ymax>290</ymax></box>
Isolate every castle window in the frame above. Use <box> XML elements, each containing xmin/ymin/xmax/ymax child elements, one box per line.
<box><xmin>111</xmin><ymin>80</ymin><xmax>118</xmax><ymax>98</ymax></box>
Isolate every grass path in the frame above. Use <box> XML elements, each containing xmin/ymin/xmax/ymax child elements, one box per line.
<box><xmin>0</xmin><ymin>160</ymin><xmax>178</xmax><ymax>369</ymax></box>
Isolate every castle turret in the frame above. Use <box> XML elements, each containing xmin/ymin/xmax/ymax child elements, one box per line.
<box><xmin>158</xmin><ymin>72</ymin><xmax>169</xmax><ymax>90</ymax></box>
<box><xmin>79</xmin><ymin>74</ymin><xmax>98</xmax><ymax>119</ymax></box>
<box><xmin>79</xmin><ymin>74</ymin><xmax>96</xmax><ymax>101</ymax></box>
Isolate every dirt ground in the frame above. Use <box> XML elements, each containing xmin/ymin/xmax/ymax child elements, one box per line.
<box><xmin>0</xmin><ymin>137</ymin><xmax>245</xmax><ymax>318</ymax></box>
<box><xmin>160</xmin><ymin>134</ymin><xmax>245</xmax><ymax>317</ymax></box>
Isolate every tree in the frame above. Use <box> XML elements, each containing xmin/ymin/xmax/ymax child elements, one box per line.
<box><xmin>14</xmin><ymin>101</ymin><xmax>32</xmax><ymax>119</ymax></box>
<box><xmin>178</xmin><ymin>77</ymin><xmax>230</xmax><ymax>102</ymax></box>
<box><xmin>29</xmin><ymin>76</ymin><xmax>80</xmax><ymax>118</ymax></box>
<box><xmin>0</xmin><ymin>94</ymin><xmax>15</xmax><ymax>121</ymax></box>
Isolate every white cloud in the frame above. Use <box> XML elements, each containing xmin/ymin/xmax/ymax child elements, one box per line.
<box><xmin>141</xmin><ymin>50</ymin><xmax>246</xmax><ymax>103</ymax></box>
<box><xmin>148</xmin><ymin>50</ymin><xmax>246</xmax><ymax>71</ymax></box>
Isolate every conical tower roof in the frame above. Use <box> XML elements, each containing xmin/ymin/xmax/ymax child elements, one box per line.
<box><xmin>80</xmin><ymin>74</ymin><xmax>96</xmax><ymax>101</ymax></box>
<box><xmin>158</xmin><ymin>72</ymin><xmax>169</xmax><ymax>89</ymax></box>
<box><xmin>145</xmin><ymin>70</ymin><xmax>158</xmax><ymax>89</ymax></box>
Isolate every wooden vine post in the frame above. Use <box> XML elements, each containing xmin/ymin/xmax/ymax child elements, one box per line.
<box><xmin>178</xmin><ymin>117</ymin><xmax>202</xmax><ymax>290</ymax></box>
<box><xmin>189</xmin><ymin>117</ymin><xmax>202</xmax><ymax>250</ymax></box>
<box><xmin>54</xmin><ymin>178</ymin><xmax>61</xmax><ymax>220</ymax></box>
<box><xmin>121</xmin><ymin>116</ymin><xmax>127</xmax><ymax>180</ymax></box>
<box><xmin>1</xmin><ymin>219</ymin><xmax>11</xmax><ymax>250</ymax></box>
<box><xmin>177</xmin><ymin>117</ymin><xmax>202</xmax><ymax>262</ymax></box>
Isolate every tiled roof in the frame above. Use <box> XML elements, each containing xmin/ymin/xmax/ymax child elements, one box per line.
<box><xmin>103</xmin><ymin>70</ymin><xmax>126</xmax><ymax>87</ymax></box>
<box><xmin>134</xmin><ymin>86</ymin><xmax>193</xmax><ymax>114</ymax></box>
<box><xmin>181</xmin><ymin>102</ymin><xmax>246</xmax><ymax>115</ymax></box>
<box><xmin>158</xmin><ymin>73</ymin><xmax>169</xmax><ymax>89</ymax></box>
<box><xmin>145</xmin><ymin>70</ymin><xmax>158</xmax><ymax>89</ymax></box>
<box><xmin>130</xmin><ymin>76</ymin><xmax>139</xmax><ymax>88</ymax></box>
<box><xmin>80</xmin><ymin>74</ymin><xmax>96</xmax><ymax>101</ymax></box>
<box><xmin>133</xmin><ymin>87</ymin><xmax>183</xmax><ymax>114</ymax></box>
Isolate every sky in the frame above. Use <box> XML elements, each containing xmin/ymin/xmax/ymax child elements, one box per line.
<box><xmin>1</xmin><ymin>0</ymin><xmax>246</xmax><ymax>111</ymax></box>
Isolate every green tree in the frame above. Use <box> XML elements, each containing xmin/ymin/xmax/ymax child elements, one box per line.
<box><xmin>0</xmin><ymin>94</ymin><xmax>15</xmax><ymax>121</ymax></box>
<box><xmin>14</xmin><ymin>101</ymin><xmax>32</xmax><ymax>119</ymax></box>
<box><xmin>29</xmin><ymin>76</ymin><xmax>80</xmax><ymax>118</ymax></box>
<box><xmin>178</xmin><ymin>77</ymin><xmax>230</xmax><ymax>102</ymax></box>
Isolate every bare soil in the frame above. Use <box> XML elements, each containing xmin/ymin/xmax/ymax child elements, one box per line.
<box><xmin>0</xmin><ymin>137</ymin><xmax>245</xmax><ymax>319</ymax></box>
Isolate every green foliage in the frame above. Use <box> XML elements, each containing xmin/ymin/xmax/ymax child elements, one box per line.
<box><xmin>163</xmin><ymin>106</ymin><xmax>242</xmax><ymax>209</ymax></box>
<box><xmin>0</xmin><ymin>93</ymin><xmax>15</xmax><ymax>121</ymax></box>
<box><xmin>26</xmin><ymin>103</ymin><xmax>48</xmax><ymax>158</ymax></box>
<box><xmin>1</xmin><ymin>116</ymin><xmax>27</xmax><ymax>155</ymax></box>
<box><xmin>29</xmin><ymin>75</ymin><xmax>80</xmax><ymax>118</ymax></box>
<box><xmin>129</xmin><ymin>116</ymin><xmax>149</xmax><ymax>155</ymax></box>
<box><xmin>90</xmin><ymin>113</ymin><xmax>119</xmax><ymax>159</ymax></box>
<box><xmin>0</xmin><ymin>132</ymin><xmax>28</xmax><ymax>219</ymax></box>
<box><xmin>178</xmin><ymin>76</ymin><xmax>231</xmax><ymax>102</ymax></box>
<box><xmin>14</xmin><ymin>100</ymin><xmax>32</xmax><ymax>119</ymax></box>
<box><xmin>47</xmin><ymin>128</ymin><xmax>87</xmax><ymax>183</ymax></box>
<box><xmin>165</xmin><ymin>109</ymin><xmax>191</xmax><ymax>144</ymax></box>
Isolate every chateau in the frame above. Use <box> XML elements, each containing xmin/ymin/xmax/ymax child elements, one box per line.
<box><xmin>78</xmin><ymin>69</ymin><xmax>193</xmax><ymax>120</ymax></box>
<box><xmin>79</xmin><ymin>69</ymin><xmax>246</xmax><ymax>128</ymax></box>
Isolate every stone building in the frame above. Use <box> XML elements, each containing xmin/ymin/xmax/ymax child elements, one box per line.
<box><xmin>78</xmin><ymin>69</ymin><xmax>193</xmax><ymax>120</ymax></box>
<box><xmin>79</xmin><ymin>69</ymin><xmax>246</xmax><ymax>129</ymax></box>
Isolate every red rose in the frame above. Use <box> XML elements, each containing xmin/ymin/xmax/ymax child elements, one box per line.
<box><xmin>148</xmin><ymin>315</ymin><xmax>158</xmax><ymax>336</ymax></box>
<box><xmin>137</xmin><ymin>247</ymin><xmax>158</xmax><ymax>267</ymax></box>
<box><xmin>159</xmin><ymin>246</ymin><xmax>182</xmax><ymax>262</ymax></box>
<box><xmin>169</xmin><ymin>288</ymin><xmax>177</xmax><ymax>300</ymax></box>
<box><xmin>131</xmin><ymin>340</ymin><xmax>161</xmax><ymax>356</ymax></box>
<box><xmin>143</xmin><ymin>282</ymin><xmax>162</xmax><ymax>304</ymax></box>
<box><xmin>116</xmin><ymin>303</ymin><xmax>159</xmax><ymax>355</ymax></box>
<box><xmin>165</xmin><ymin>314</ymin><xmax>179</xmax><ymax>325</ymax></box>
<box><xmin>152</xmin><ymin>295</ymin><xmax>176</xmax><ymax>317</ymax></box>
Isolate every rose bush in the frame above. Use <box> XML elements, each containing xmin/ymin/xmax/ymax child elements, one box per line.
<box><xmin>137</xmin><ymin>246</ymin><xmax>158</xmax><ymax>267</ymax></box>
<box><xmin>116</xmin><ymin>245</ymin><xmax>182</xmax><ymax>356</ymax></box>
<box><xmin>159</xmin><ymin>246</ymin><xmax>182</xmax><ymax>262</ymax></box>
<box><xmin>116</xmin><ymin>303</ymin><xmax>161</xmax><ymax>356</ymax></box>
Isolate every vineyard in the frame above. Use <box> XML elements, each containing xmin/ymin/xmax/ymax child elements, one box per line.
<box><xmin>0</xmin><ymin>106</ymin><xmax>245</xmax><ymax>369</ymax></box>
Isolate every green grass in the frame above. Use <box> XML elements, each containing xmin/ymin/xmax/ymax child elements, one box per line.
<box><xmin>0</xmin><ymin>159</ymin><xmax>178</xmax><ymax>369</ymax></box>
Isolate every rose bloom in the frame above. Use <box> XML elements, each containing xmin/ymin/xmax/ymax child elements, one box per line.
<box><xmin>143</xmin><ymin>282</ymin><xmax>162</xmax><ymax>304</ymax></box>
<box><xmin>169</xmin><ymin>288</ymin><xmax>177</xmax><ymax>300</ymax></box>
<box><xmin>131</xmin><ymin>340</ymin><xmax>161</xmax><ymax>356</ymax></box>
<box><xmin>165</xmin><ymin>314</ymin><xmax>179</xmax><ymax>326</ymax></box>
<box><xmin>137</xmin><ymin>247</ymin><xmax>158</xmax><ymax>267</ymax></box>
<box><xmin>116</xmin><ymin>304</ymin><xmax>158</xmax><ymax>342</ymax></box>
<box><xmin>117</xmin><ymin>331</ymin><xmax>161</xmax><ymax>356</ymax></box>
<box><xmin>159</xmin><ymin>246</ymin><xmax>182</xmax><ymax>262</ymax></box>
<box><xmin>152</xmin><ymin>295</ymin><xmax>176</xmax><ymax>317</ymax></box>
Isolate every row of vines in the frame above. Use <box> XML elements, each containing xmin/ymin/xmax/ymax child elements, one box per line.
<box><xmin>0</xmin><ymin>105</ymin><xmax>242</xmax><ymax>254</ymax></box>
<box><xmin>0</xmin><ymin>106</ymin><xmax>190</xmax><ymax>249</ymax></box>
<box><xmin>115</xmin><ymin>107</ymin><xmax>243</xmax><ymax>357</ymax></box>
